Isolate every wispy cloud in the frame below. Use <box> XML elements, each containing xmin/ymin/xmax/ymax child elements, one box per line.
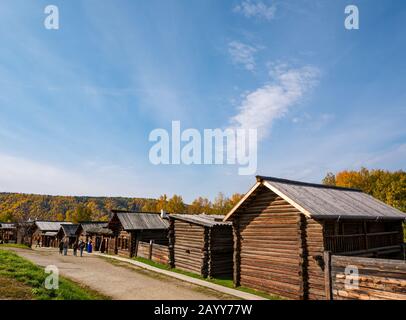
<box><xmin>229</xmin><ymin>63</ymin><xmax>320</xmax><ymax>139</ymax></box>
<box><xmin>228</xmin><ymin>41</ymin><xmax>259</xmax><ymax>71</ymax></box>
<box><xmin>233</xmin><ymin>1</ymin><xmax>277</xmax><ymax>21</ymax></box>
<box><xmin>0</xmin><ymin>153</ymin><xmax>147</xmax><ymax>197</ymax></box>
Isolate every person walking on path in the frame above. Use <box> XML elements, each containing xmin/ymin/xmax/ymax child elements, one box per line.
<box><xmin>79</xmin><ymin>240</ymin><xmax>85</xmax><ymax>257</ymax></box>
<box><xmin>58</xmin><ymin>240</ymin><xmax>64</xmax><ymax>255</ymax></box>
<box><xmin>63</xmin><ymin>238</ymin><xmax>69</xmax><ymax>256</ymax></box>
<box><xmin>73</xmin><ymin>241</ymin><xmax>78</xmax><ymax>256</ymax></box>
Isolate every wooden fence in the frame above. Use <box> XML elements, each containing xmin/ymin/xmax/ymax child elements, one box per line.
<box><xmin>324</xmin><ymin>253</ymin><xmax>406</xmax><ymax>300</ymax></box>
<box><xmin>137</xmin><ymin>241</ymin><xmax>170</xmax><ymax>265</ymax></box>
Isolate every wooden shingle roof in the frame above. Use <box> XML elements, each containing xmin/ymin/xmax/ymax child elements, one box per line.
<box><xmin>35</xmin><ymin>221</ymin><xmax>72</xmax><ymax>232</ymax></box>
<box><xmin>225</xmin><ymin>176</ymin><xmax>406</xmax><ymax>221</ymax></box>
<box><xmin>59</xmin><ymin>224</ymin><xmax>82</xmax><ymax>237</ymax></box>
<box><xmin>0</xmin><ymin>223</ymin><xmax>16</xmax><ymax>229</ymax></box>
<box><xmin>80</xmin><ymin>222</ymin><xmax>108</xmax><ymax>235</ymax></box>
<box><xmin>170</xmin><ymin>214</ymin><xmax>231</xmax><ymax>227</ymax></box>
<box><xmin>114</xmin><ymin>212</ymin><xmax>169</xmax><ymax>230</ymax></box>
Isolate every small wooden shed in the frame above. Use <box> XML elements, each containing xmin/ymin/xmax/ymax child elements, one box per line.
<box><xmin>168</xmin><ymin>214</ymin><xmax>234</xmax><ymax>278</ymax></box>
<box><xmin>80</xmin><ymin>221</ymin><xmax>113</xmax><ymax>252</ymax></box>
<box><xmin>32</xmin><ymin>221</ymin><xmax>72</xmax><ymax>247</ymax></box>
<box><xmin>57</xmin><ymin>224</ymin><xmax>82</xmax><ymax>246</ymax></box>
<box><xmin>224</xmin><ymin>176</ymin><xmax>406</xmax><ymax>300</ymax></box>
<box><xmin>0</xmin><ymin>223</ymin><xmax>17</xmax><ymax>243</ymax></box>
<box><xmin>107</xmin><ymin>210</ymin><xmax>169</xmax><ymax>257</ymax></box>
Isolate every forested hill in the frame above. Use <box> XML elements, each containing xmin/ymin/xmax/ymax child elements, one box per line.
<box><xmin>0</xmin><ymin>192</ymin><xmax>157</xmax><ymax>222</ymax></box>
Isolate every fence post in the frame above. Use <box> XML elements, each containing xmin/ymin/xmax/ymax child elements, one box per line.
<box><xmin>324</xmin><ymin>251</ymin><xmax>332</xmax><ymax>300</ymax></box>
<box><xmin>149</xmin><ymin>240</ymin><xmax>153</xmax><ymax>260</ymax></box>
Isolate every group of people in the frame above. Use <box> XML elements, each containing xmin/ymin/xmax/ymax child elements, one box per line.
<box><xmin>58</xmin><ymin>238</ymin><xmax>93</xmax><ymax>257</ymax></box>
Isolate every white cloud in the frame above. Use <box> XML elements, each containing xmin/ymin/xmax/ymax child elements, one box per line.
<box><xmin>229</xmin><ymin>64</ymin><xmax>320</xmax><ymax>139</ymax></box>
<box><xmin>228</xmin><ymin>41</ymin><xmax>259</xmax><ymax>71</ymax></box>
<box><xmin>234</xmin><ymin>1</ymin><xmax>276</xmax><ymax>21</ymax></box>
<box><xmin>292</xmin><ymin>113</ymin><xmax>335</xmax><ymax>130</ymax></box>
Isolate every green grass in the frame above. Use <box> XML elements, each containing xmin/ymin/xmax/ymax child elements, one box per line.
<box><xmin>132</xmin><ymin>256</ymin><xmax>282</xmax><ymax>300</ymax></box>
<box><xmin>0</xmin><ymin>249</ymin><xmax>108</xmax><ymax>300</ymax></box>
<box><xmin>0</xmin><ymin>243</ymin><xmax>32</xmax><ymax>249</ymax></box>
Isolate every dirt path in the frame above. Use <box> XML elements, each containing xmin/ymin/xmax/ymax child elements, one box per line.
<box><xmin>6</xmin><ymin>247</ymin><xmax>235</xmax><ymax>300</ymax></box>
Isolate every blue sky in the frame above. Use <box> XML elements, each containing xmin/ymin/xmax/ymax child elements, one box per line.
<box><xmin>0</xmin><ymin>0</ymin><xmax>405</xmax><ymax>202</ymax></box>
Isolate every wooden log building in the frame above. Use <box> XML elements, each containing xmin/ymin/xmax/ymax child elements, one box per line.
<box><xmin>224</xmin><ymin>176</ymin><xmax>406</xmax><ymax>300</ymax></box>
<box><xmin>57</xmin><ymin>224</ymin><xmax>83</xmax><ymax>246</ymax></box>
<box><xmin>32</xmin><ymin>221</ymin><xmax>72</xmax><ymax>247</ymax></box>
<box><xmin>16</xmin><ymin>220</ymin><xmax>36</xmax><ymax>246</ymax></box>
<box><xmin>0</xmin><ymin>223</ymin><xmax>17</xmax><ymax>244</ymax></box>
<box><xmin>80</xmin><ymin>221</ymin><xmax>113</xmax><ymax>253</ymax></box>
<box><xmin>168</xmin><ymin>214</ymin><xmax>234</xmax><ymax>278</ymax></box>
<box><xmin>107</xmin><ymin>210</ymin><xmax>169</xmax><ymax>257</ymax></box>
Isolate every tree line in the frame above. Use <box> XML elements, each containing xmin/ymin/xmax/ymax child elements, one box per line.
<box><xmin>1</xmin><ymin>168</ymin><xmax>403</xmax><ymax>226</ymax></box>
<box><xmin>0</xmin><ymin>191</ymin><xmax>243</xmax><ymax>223</ymax></box>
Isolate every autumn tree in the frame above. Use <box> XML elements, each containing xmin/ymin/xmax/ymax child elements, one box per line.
<box><xmin>322</xmin><ymin>172</ymin><xmax>336</xmax><ymax>186</ymax></box>
<box><xmin>65</xmin><ymin>204</ymin><xmax>93</xmax><ymax>223</ymax></box>
<box><xmin>142</xmin><ymin>200</ymin><xmax>158</xmax><ymax>212</ymax></box>
<box><xmin>322</xmin><ymin>168</ymin><xmax>406</xmax><ymax>240</ymax></box>
<box><xmin>156</xmin><ymin>194</ymin><xmax>169</xmax><ymax>212</ymax></box>
<box><xmin>167</xmin><ymin>195</ymin><xmax>186</xmax><ymax>213</ymax></box>
<box><xmin>188</xmin><ymin>197</ymin><xmax>212</xmax><ymax>214</ymax></box>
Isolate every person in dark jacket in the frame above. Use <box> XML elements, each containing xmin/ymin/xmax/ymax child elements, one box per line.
<box><xmin>63</xmin><ymin>239</ymin><xmax>69</xmax><ymax>256</ymax></box>
<box><xmin>58</xmin><ymin>240</ymin><xmax>64</xmax><ymax>255</ymax></box>
<box><xmin>79</xmin><ymin>240</ymin><xmax>85</xmax><ymax>257</ymax></box>
<box><xmin>73</xmin><ymin>241</ymin><xmax>78</xmax><ymax>256</ymax></box>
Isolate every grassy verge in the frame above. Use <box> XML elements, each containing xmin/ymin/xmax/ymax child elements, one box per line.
<box><xmin>0</xmin><ymin>243</ymin><xmax>32</xmax><ymax>249</ymax></box>
<box><xmin>0</xmin><ymin>249</ymin><xmax>108</xmax><ymax>300</ymax></box>
<box><xmin>132</xmin><ymin>256</ymin><xmax>282</xmax><ymax>300</ymax></box>
<box><xmin>0</xmin><ymin>275</ymin><xmax>34</xmax><ymax>299</ymax></box>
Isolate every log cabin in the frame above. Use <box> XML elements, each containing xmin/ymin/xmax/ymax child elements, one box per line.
<box><xmin>168</xmin><ymin>214</ymin><xmax>233</xmax><ymax>278</ymax></box>
<box><xmin>57</xmin><ymin>224</ymin><xmax>82</xmax><ymax>247</ymax></box>
<box><xmin>224</xmin><ymin>176</ymin><xmax>406</xmax><ymax>300</ymax></box>
<box><xmin>0</xmin><ymin>223</ymin><xmax>17</xmax><ymax>244</ymax></box>
<box><xmin>16</xmin><ymin>220</ymin><xmax>36</xmax><ymax>246</ymax></box>
<box><xmin>32</xmin><ymin>221</ymin><xmax>72</xmax><ymax>247</ymax></box>
<box><xmin>80</xmin><ymin>221</ymin><xmax>113</xmax><ymax>253</ymax></box>
<box><xmin>107</xmin><ymin>210</ymin><xmax>169</xmax><ymax>257</ymax></box>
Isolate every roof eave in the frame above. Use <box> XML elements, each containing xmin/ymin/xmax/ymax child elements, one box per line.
<box><xmin>223</xmin><ymin>181</ymin><xmax>262</xmax><ymax>221</ymax></box>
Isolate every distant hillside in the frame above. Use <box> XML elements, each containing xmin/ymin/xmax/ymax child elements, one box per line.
<box><xmin>0</xmin><ymin>192</ymin><xmax>158</xmax><ymax>222</ymax></box>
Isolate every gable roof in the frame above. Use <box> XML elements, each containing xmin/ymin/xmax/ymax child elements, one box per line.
<box><xmin>224</xmin><ymin>176</ymin><xmax>406</xmax><ymax>221</ymax></box>
<box><xmin>59</xmin><ymin>224</ymin><xmax>82</xmax><ymax>237</ymax></box>
<box><xmin>80</xmin><ymin>222</ymin><xmax>108</xmax><ymax>234</ymax></box>
<box><xmin>111</xmin><ymin>211</ymin><xmax>169</xmax><ymax>230</ymax></box>
<box><xmin>35</xmin><ymin>221</ymin><xmax>72</xmax><ymax>232</ymax></box>
<box><xmin>0</xmin><ymin>223</ymin><xmax>16</xmax><ymax>229</ymax></box>
<box><xmin>170</xmin><ymin>214</ymin><xmax>231</xmax><ymax>227</ymax></box>
<box><xmin>80</xmin><ymin>222</ymin><xmax>112</xmax><ymax>236</ymax></box>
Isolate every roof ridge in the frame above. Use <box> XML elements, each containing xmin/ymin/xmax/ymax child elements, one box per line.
<box><xmin>256</xmin><ymin>175</ymin><xmax>361</xmax><ymax>192</ymax></box>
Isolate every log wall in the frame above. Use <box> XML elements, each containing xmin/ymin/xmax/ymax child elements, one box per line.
<box><xmin>169</xmin><ymin>219</ymin><xmax>234</xmax><ymax>278</ymax></box>
<box><xmin>330</xmin><ymin>255</ymin><xmax>406</xmax><ymax>300</ymax></box>
<box><xmin>171</xmin><ymin>220</ymin><xmax>206</xmax><ymax>275</ymax></box>
<box><xmin>208</xmin><ymin>226</ymin><xmax>233</xmax><ymax>278</ymax></box>
<box><xmin>235</xmin><ymin>186</ymin><xmax>305</xmax><ymax>299</ymax></box>
<box><xmin>306</xmin><ymin>218</ymin><xmax>326</xmax><ymax>300</ymax></box>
